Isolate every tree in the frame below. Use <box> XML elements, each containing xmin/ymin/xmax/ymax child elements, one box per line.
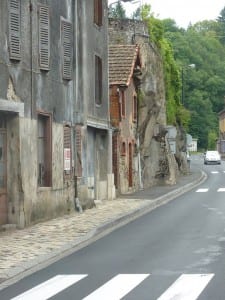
<box><xmin>217</xmin><ymin>7</ymin><xmax>225</xmax><ymax>44</ymax></box>
<box><xmin>208</xmin><ymin>130</ymin><xmax>217</xmax><ymax>150</ymax></box>
<box><xmin>163</xmin><ymin>18</ymin><xmax>225</xmax><ymax>149</ymax></box>
<box><xmin>108</xmin><ymin>1</ymin><xmax>127</xmax><ymax>19</ymax></box>
<box><xmin>131</xmin><ymin>7</ymin><xmax>141</xmax><ymax>20</ymax></box>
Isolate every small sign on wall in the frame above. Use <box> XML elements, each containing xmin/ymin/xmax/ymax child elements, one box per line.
<box><xmin>64</xmin><ymin>148</ymin><xmax>71</xmax><ymax>170</ymax></box>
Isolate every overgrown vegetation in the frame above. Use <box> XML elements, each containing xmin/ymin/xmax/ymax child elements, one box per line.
<box><xmin>109</xmin><ymin>2</ymin><xmax>225</xmax><ymax>150</ymax></box>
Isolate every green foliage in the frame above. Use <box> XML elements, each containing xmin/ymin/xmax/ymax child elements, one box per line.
<box><xmin>208</xmin><ymin>130</ymin><xmax>218</xmax><ymax>150</ymax></box>
<box><xmin>111</xmin><ymin>3</ymin><xmax>225</xmax><ymax>150</ymax></box>
<box><xmin>143</xmin><ymin>12</ymin><xmax>189</xmax><ymax>129</ymax></box>
<box><xmin>162</xmin><ymin>9</ymin><xmax>225</xmax><ymax>149</ymax></box>
<box><xmin>131</xmin><ymin>7</ymin><xmax>141</xmax><ymax>20</ymax></box>
<box><xmin>108</xmin><ymin>1</ymin><xmax>126</xmax><ymax>19</ymax></box>
<box><xmin>216</xmin><ymin>7</ymin><xmax>225</xmax><ymax>44</ymax></box>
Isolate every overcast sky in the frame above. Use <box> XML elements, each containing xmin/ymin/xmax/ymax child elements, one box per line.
<box><xmin>108</xmin><ymin>0</ymin><xmax>225</xmax><ymax>28</ymax></box>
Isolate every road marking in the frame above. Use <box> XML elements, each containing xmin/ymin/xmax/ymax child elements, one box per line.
<box><xmin>82</xmin><ymin>274</ymin><xmax>149</xmax><ymax>300</ymax></box>
<box><xmin>196</xmin><ymin>188</ymin><xmax>208</xmax><ymax>192</ymax></box>
<box><xmin>11</xmin><ymin>275</ymin><xmax>87</xmax><ymax>300</ymax></box>
<box><xmin>218</xmin><ymin>188</ymin><xmax>225</xmax><ymax>192</ymax></box>
<box><xmin>211</xmin><ymin>171</ymin><xmax>219</xmax><ymax>174</ymax></box>
<box><xmin>157</xmin><ymin>274</ymin><xmax>214</xmax><ymax>300</ymax></box>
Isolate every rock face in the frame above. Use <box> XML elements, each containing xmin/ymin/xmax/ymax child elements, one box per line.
<box><xmin>109</xmin><ymin>19</ymin><xmax>187</xmax><ymax>188</ymax></box>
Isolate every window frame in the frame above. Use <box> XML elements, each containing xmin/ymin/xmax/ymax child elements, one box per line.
<box><xmin>95</xmin><ymin>55</ymin><xmax>103</xmax><ymax>106</ymax></box>
<box><xmin>121</xmin><ymin>141</ymin><xmax>126</xmax><ymax>156</ymax></box>
<box><xmin>120</xmin><ymin>90</ymin><xmax>126</xmax><ymax>118</ymax></box>
<box><xmin>94</xmin><ymin>0</ymin><xmax>103</xmax><ymax>27</ymax></box>
<box><xmin>37</xmin><ymin>112</ymin><xmax>52</xmax><ymax>187</ymax></box>
<box><xmin>133</xmin><ymin>94</ymin><xmax>137</xmax><ymax>122</ymax></box>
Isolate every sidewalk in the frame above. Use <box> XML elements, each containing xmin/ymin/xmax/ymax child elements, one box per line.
<box><xmin>0</xmin><ymin>167</ymin><xmax>206</xmax><ymax>290</ymax></box>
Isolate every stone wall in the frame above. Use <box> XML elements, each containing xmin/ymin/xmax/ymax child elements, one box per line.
<box><xmin>109</xmin><ymin>19</ymin><xmax>179</xmax><ymax>187</ymax></box>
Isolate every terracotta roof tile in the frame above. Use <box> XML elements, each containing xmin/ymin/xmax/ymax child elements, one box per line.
<box><xmin>109</xmin><ymin>44</ymin><xmax>138</xmax><ymax>86</ymax></box>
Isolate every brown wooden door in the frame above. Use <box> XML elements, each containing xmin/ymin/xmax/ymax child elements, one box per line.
<box><xmin>0</xmin><ymin>127</ymin><xmax>7</xmax><ymax>225</ymax></box>
<box><xmin>128</xmin><ymin>143</ymin><xmax>133</xmax><ymax>187</ymax></box>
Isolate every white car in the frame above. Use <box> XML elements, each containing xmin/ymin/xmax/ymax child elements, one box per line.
<box><xmin>204</xmin><ymin>150</ymin><xmax>221</xmax><ymax>165</ymax></box>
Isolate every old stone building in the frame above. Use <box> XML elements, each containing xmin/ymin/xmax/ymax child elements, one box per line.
<box><xmin>108</xmin><ymin>18</ymin><xmax>178</xmax><ymax>188</ymax></box>
<box><xmin>0</xmin><ymin>0</ymin><xmax>113</xmax><ymax>228</ymax></box>
<box><xmin>109</xmin><ymin>44</ymin><xmax>141</xmax><ymax>194</ymax></box>
<box><xmin>76</xmin><ymin>0</ymin><xmax>115</xmax><ymax>206</ymax></box>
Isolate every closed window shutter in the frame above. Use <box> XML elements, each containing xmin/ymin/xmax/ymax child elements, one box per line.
<box><xmin>8</xmin><ymin>0</ymin><xmax>21</xmax><ymax>60</ymax></box>
<box><xmin>39</xmin><ymin>6</ymin><xmax>50</xmax><ymax>70</ymax></box>
<box><xmin>62</xmin><ymin>20</ymin><xmax>72</xmax><ymax>80</ymax></box>
<box><xmin>94</xmin><ymin>0</ymin><xmax>102</xmax><ymax>26</ymax></box>
<box><xmin>64</xmin><ymin>125</ymin><xmax>72</xmax><ymax>178</ymax></box>
<box><xmin>75</xmin><ymin>126</ymin><xmax>82</xmax><ymax>177</ymax></box>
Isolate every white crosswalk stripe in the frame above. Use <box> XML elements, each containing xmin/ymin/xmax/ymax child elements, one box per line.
<box><xmin>196</xmin><ymin>188</ymin><xmax>209</xmax><ymax>192</ymax></box>
<box><xmin>157</xmin><ymin>274</ymin><xmax>214</xmax><ymax>300</ymax></box>
<box><xmin>196</xmin><ymin>187</ymin><xmax>225</xmax><ymax>192</ymax></box>
<box><xmin>82</xmin><ymin>274</ymin><xmax>149</xmax><ymax>300</ymax></box>
<box><xmin>11</xmin><ymin>273</ymin><xmax>215</xmax><ymax>300</ymax></box>
<box><xmin>11</xmin><ymin>275</ymin><xmax>87</xmax><ymax>300</ymax></box>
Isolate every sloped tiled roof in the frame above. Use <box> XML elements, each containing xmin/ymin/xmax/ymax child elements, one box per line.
<box><xmin>109</xmin><ymin>44</ymin><xmax>139</xmax><ymax>86</ymax></box>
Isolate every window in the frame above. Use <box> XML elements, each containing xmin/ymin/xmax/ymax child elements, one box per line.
<box><xmin>121</xmin><ymin>141</ymin><xmax>126</xmax><ymax>156</ymax></box>
<box><xmin>38</xmin><ymin>113</ymin><xmax>52</xmax><ymax>187</ymax></box>
<box><xmin>94</xmin><ymin>0</ymin><xmax>103</xmax><ymax>26</ymax></box>
<box><xmin>61</xmin><ymin>19</ymin><xmax>72</xmax><ymax>80</ymax></box>
<box><xmin>8</xmin><ymin>0</ymin><xmax>21</xmax><ymax>60</ymax></box>
<box><xmin>95</xmin><ymin>55</ymin><xmax>102</xmax><ymax>105</ymax></box>
<box><xmin>38</xmin><ymin>5</ymin><xmax>50</xmax><ymax>70</ymax></box>
<box><xmin>120</xmin><ymin>90</ymin><xmax>125</xmax><ymax>118</ymax></box>
<box><xmin>133</xmin><ymin>95</ymin><xmax>137</xmax><ymax>121</ymax></box>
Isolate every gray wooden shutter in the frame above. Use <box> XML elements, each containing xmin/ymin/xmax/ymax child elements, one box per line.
<box><xmin>8</xmin><ymin>0</ymin><xmax>21</xmax><ymax>60</ymax></box>
<box><xmin>39</xmin><ymin>6</ymin><xmax>50</xmax><ymax>70</ymax></box>
<box><xmin>75</xmin><ymin>126</ymin><xmax>82</xmax><ymax>177</ymax></box>
<box><xmin>64</xmin><ymin>125</ymin><xmax>72</xmax><ymax>178</ymax></box>
<box><xmin>61</xmin><ymin>20</ymin><xmax>72</xmax><ymax>80</ymax></box>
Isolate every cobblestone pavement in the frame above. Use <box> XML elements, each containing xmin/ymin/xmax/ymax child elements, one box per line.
<box><xmin>0</xmin><ymin>167</ymin><xmax>206</xmax><ymax>289</ymax></box>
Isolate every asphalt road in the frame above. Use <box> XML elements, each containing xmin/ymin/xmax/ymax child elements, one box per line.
<box><xmin>2</xmin><ymin>154</ymin><xmax>225</xmax><ymax>299</ymax></box>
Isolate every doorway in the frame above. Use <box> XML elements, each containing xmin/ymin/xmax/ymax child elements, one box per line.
<box><xmin>128</xmin><ymin>143</ymin><xmax>133</xmax><ymax>187</ymax></box>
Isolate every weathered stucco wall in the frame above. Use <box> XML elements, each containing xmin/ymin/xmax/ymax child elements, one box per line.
<box><xmin>7</xmin><ymin>118</ymin><xmax>75</xmax><ymax>227</ymax></box>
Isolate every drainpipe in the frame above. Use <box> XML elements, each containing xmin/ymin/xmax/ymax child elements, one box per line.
<box><xmin>72</xmin><ymin>1</ymin><xmax>82</xmax><ymax>213</ymax></box>
<box><xmin>29</xmin><ymin>0</ymin><xmax>33</xmax><ymax>119</ymax></box>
